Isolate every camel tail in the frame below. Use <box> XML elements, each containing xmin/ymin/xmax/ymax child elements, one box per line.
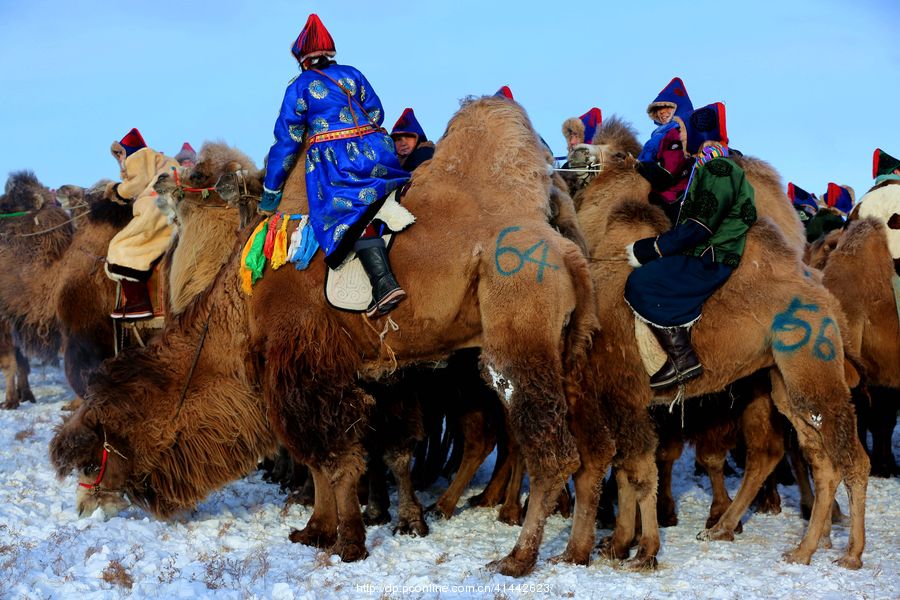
<box><xmin>561</xmin><ymin>243</ymin><xmax>599</xmax><ymax>372</ymax></box>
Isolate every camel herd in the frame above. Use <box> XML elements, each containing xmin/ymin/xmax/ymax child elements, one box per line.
<box><xmin>0</xmin><ymin>96</ymin><xmax>896</xmax><ymax>577</ymax></box>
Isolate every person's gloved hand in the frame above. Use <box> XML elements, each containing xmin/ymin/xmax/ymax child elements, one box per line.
<box><xmin>104</xmin><ymin>182</ymin><xmax>127</xmax><ymax>205</ymax></box>
<box><xmin>626</xmin><ymin>237</ymin><xmax>660</xmax><ymax>267</ymax></box>
<box><xmin>636</xmin><ymin>160</ymin><xmax>674</xmax><ymax>190</ymax></box>
<box><xmin>259</xmin><ymin>188</ymin><xmax>282</xmax><ymax>213</ymax></box>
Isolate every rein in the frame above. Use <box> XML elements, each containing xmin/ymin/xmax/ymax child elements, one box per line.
<box><xmin>78</xmin><ymin>431</ymin><xmax>127</xmax><ymax>495</ymax></box>
<box><xmin>7</xmin><ymin>201</ymin><xmax>91</xmax><ymax>238</ymax></box>
<box><xmin>170</xmin><ymin>167</ymin><xmax>225</xmax><ymax>205</ymax></box>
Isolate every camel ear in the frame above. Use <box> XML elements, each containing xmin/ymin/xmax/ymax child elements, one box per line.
<box><xmin>843</xmin><ymin>360</ymin><xmax>860</xmax><ymax>389</ymax></box>
<box><xmin>48</xmin><ymin>407</ymin><xmax>100</xmax><ymax>478</ymax></box>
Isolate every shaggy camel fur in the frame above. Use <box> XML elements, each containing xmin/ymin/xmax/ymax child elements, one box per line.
<box><xmin>566</xmin><ymin>157</ymin><xmax>869</xmax><ymax>570</ymax></box>
<box><xmin>51</xmin><ymin>142</ymin><xmax>278</xmax><ymax>518</ymax></box>
<box><xmin>51</xmin><ymin>99</ymin><xmax>599</xmax><ymax>577</ymax></box>
<box><xmin>0</xmin><ymin>173</ymin><xmax>131</xmax><ymax>406</ymax></box>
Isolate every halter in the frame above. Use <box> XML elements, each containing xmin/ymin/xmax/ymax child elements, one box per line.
<box><xmin>78</xmin><ymin>431</ymin><xmax>127</xmax><ymax>495</ymax></box>
<box><xmin>170</xmin><ymin>167</ymin><xmax>219</xmax><ymax>202</ymax></box>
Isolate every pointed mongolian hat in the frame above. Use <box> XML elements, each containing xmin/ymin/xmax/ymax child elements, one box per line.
<box><xmin>872</xmin><ymin>148</ymin><xmax>900</xmax><ymax>179</ymax></box>
<box><xmin>686</xmin><ymin>102</ymin><xmax>728</xmax><ymax>155</ymax></box>
<box><xmin>391</xmin><ymin>108</ymin><xmax>427</xmax><ymax>143</ymax></box>
<box><xmin>824</xmin><ymin>183</ymin><xmax>855</xmax><ymax>216</ymax></box>
<box><xmin>291</xmin><ymin>14</ymin><xmax>336</xmax><ymax>64</ymax></box>
<box><xmin>648</xmin><ymin>77</ymin><xmax>694</xmax><ymax>123</ymax></box>
<box><xmin>111</xmin><ymin>127</ymin><xmax>147</xmax><ymax>159</ymax></box>
<box><xmin>787</xmin><ymin>182</ymin><xmax>819</xmax><ymax>214</ymax></box>
<box><xmin>175</xmin><ymin>142</ymin><xmax>197</xmax><ymax>165</ymax></box>
<box><xmin>494</xmin><ymin>85</ymin><xmax>514</xmax><ymax>100</ymax></box>
<box><xmin>579</xmin><ymin>107</ymin><xmax>602</xmax><ymax>144</ymax></box>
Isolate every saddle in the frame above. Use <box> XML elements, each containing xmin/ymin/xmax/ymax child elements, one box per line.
<box><xmin>324</xmin><ymin>189</ymin><xmax>415</xmax><ymax>312</ymax></box>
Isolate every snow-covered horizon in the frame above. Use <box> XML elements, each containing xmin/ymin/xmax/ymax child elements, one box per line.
<box><xmin>0</xmin><ymin>363</ymin><xmax>897</xmax><ymax>599</ymax></box>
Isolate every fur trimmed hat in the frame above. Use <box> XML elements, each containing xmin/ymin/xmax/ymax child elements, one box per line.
<box><xmin>174</xmin><ymin>142</ymin><xmax>197</xmax><ymax>165</ymax></box>
<box><xmin>648</xmin><ymin>77</ymin><xmax>693</xmax><ymax>124</ymax></box>
<box><xmin>494</xmin><ymin>85</ymin><xmax>514</xmax><ymax>100</ymax></box>
<box><xmin>787</xmin><ymin>182</ymin><xmax>818</xmax><ymax>214</ymax></box>
<box><xmin>872</xmin><ymin>148</ymin><xmax>900</xmax><ymax>179</ymax></box>
<box><xmin>685</xmin><ymin>103</ymin><xmax>728</xmax><ymax>155</ymax></box>
<box><xmin>562</xmin><ymin>107</ymin><xmax>602</xmax><ymax>146</ymax></box>
<box><xmin>390</xmin><ymin>108</ymin><xmax>427</xmax><ymax>143</ymax></box>
<box><xmin>823</xmin><ymin>182</ymin><xmax>855</xmax><ymax>215</ymax></box>
<box><xmin>111</xmin><ymin>128</ymin><xmax>147</xmax><ymax>159</ymax></box>
<box><xmin>291</xmin><ymin>14</ymin><xmax>336</xmax><ymax>64</ymax></box>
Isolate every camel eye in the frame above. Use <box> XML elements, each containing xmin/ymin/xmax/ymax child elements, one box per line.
<box><xmin>82</xmin><ymin>464</ymin><xmax>99</xmax><ymax>476</ymax></box>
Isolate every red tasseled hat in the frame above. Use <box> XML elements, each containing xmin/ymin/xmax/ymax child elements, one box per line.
<box><xmin>175</xmin><ymin>142</ymin><xmax>197</xmax><ymax>165</ymax></box>
<box><xmin>494</xmin><ymin>85</ymin><xmax>514</xmax><ymax>100</ymax></box>
<box><xmin>291</xmin><ymin>14</ymin><xmax>336</xmax><ymax>64</ymax></box>
<box><xmin>119</xmin><ymin>128</ymin><xmax>147</xmax><ymax>157</ymax></box>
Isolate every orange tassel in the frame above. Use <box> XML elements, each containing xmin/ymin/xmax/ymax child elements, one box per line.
<box><xmin>271</xmin><ymin>214</ymin><xmax>291</xmax><ymax>270</ymax></box>
<box><xmin>240</xmin><ymin>220</ymin><xmax>267</xmax><ymax>295</ymax></box>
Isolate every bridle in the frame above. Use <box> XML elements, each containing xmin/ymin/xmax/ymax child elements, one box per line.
<box><xmin>78</xmin><ymin>430</ymin><xmax>127</xmax><ymax>495</ymax></box>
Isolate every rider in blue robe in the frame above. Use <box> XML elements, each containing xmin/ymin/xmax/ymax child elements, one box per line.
<box><xmin>260</xmin><ymin>14</ymin><xmax>410</xmax><ymax>317</ymax></box>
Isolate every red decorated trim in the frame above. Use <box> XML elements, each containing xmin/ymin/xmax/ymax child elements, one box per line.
<box><xmin>308</xmin><ymin>124</ymin><xmax>376</xmax><ymax>145</ymax></box>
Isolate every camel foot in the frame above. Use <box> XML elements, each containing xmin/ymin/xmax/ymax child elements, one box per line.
<box><xmin>819</xmin><ymin>534</ymin><xmax>833</xmax><ymax>549</ymax></box>
<box><xmin>754</xmin><ymin>494</ymin><xmax>782</xmax><ymax>515</ymax></box>
<box><xmin>425</xmin><ymin>502</ymin><xmax>454</xmax><ymax>520</ymax></box>
<box><xmin>596</xmin><ymin>535</ymin><xmax>630</xmax><ymax>560</ymax></box>
<box><xmin>467</xmin><ymin>490</ymin><xmax>502</xmax><ymax>508</ymax></box>
<box><xmin>21</xmin><ymin>390</ymin><xmax>35</xmax><ymax>404</ymax></box>
<box><xmin>835</xmin><ymin>555</ymin><xmax>862</xmax><ymax>570</ymax></box>
<box><xmin>658</xmin><ymin>511</ymin><xmax>678</xmax><ymax>528</ymax></box>
<box><xmin>333</xmin><ymin>537</ymin><xmax>368</xmax><ymax>562</ymax></box>
<box><xmin>697</xmin><ymin>526</ymin><xmax>735</xmax><ymax>542</ymax></box>
<box><xmin>623</xmin><ymin>555</ymin><xmax>658</xmax><ymax>571</ymax></box>
<box><xmin>497</xmin><ymin>505</ymin><xmax>523</xmax><ymax>526</ymax></box>
<box><xmin>363</xmin><ymin>509</ymin><xmax>391</xmax><ymax>526</ymax></box>
<box><xmin>486</xmin><ymin>554</ymin><xmax>536</xmax><ymax>578</ymax></box>
<box><xmin>548</xmin><ymin>548</ymin><xmax>590</xmax><ymax>566</ymax></box>
<box><xmin>782</xmin><ymin>548</ymin><xmax>812</xmax><ymax>566</ymax></box>
<box><xmin>705</xmin><ymin>517</ymin><xmax>743</xmax><ymax>534</ymax></box>
<box><xmin>289</xmin><ymin>526</ymin><xmax>336</xmax><ymax>549</ymax></box>
<box><xmin>393</xmin><ymin>516</ymin><xmax>429</xmax><ymax>537</ymax></box>
<box><xmin>1</xmin><ymin>400</ymin><xmax>18</xmax><ymax>410</ymax></box>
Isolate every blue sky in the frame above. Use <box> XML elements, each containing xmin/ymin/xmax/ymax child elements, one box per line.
<box><xmin>1</xmin><ymin>0</ymin><xmax>897</xmax><ymax>201</ymax></box>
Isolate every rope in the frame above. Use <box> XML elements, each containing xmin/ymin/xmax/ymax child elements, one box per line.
<box><xmin>14</xmin><ymin>206</ymin><xmax>90</xmax><ymax>237</ymax></box>
<box><xmin>668</xmin><ymin>383</ymin><xmax>686</xmax><ymax>429</ymax></box>
<box><xmin>553</xmin><ymin>167</ymin><xmax>603</xmax><ymax>173</ymax></box>
<box><xmin>361</xmin><ymin>313</ymin><xmax>399</xmax><ymax>373</ymax></box>
<box><xmin>173</xmin><ymin>301</ymin><xmax>216</xmax><ymax>421</ymax></box>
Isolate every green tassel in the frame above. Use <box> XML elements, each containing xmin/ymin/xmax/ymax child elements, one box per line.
<box><xmin>245</xmin><ymin>218</ymin><xmax>270</xmax><ymax>283</ymax></box>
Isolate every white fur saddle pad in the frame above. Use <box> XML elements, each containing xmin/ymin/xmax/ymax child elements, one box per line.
<box><xmin>325</xmin><ymin>192</ymin><xmax>414</xmax><ymax>312</ymax></box>
<box><xmin>635</xmin><ymin>316</ymin><xmax>667</xmax><ymax>376</ymax></box>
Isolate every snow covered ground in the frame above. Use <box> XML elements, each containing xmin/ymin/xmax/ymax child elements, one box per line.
<box><xmin>0</xmin><ymin>363</ymin><xmax>897</xmax><ymax>599</ymax></box>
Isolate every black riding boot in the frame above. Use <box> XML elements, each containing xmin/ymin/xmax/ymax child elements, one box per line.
<box><xmin>649</xmin><ymin>325</ymin><xmax>702</xmax><ymax>389</ymax></box>
<box><xmin>355</xmin><ymin>238</ymin><xmax>407</xmax><ymax>318</ymax></box>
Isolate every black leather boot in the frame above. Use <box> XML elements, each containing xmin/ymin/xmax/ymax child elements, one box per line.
<box><xmin>355</xmin><ymin>239</ymin><xmax>407</xmax><ymax>318</ymax></box>
<box><xmin>649</xmin><ymin>325</ymin><xmax>702</xmax><ymax>389</ymax></box>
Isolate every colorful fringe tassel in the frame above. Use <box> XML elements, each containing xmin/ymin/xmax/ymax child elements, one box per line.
<box><xmin>240</xmin><ymin>219</ymin><xmax>268</xmax><ymax>295</ymax></box>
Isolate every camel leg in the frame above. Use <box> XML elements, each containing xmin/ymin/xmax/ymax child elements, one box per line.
<box><xmin>605</xmin><ymin>452</ymin><xmax>660</xmax><ymax>570</ymax></box>
<box><xmin>483</xmin><ymin>343</ymin><xmax>578</xmax><ymax>577</ymax></box>
<box><xmin>428</xmin><ymin>408</ymin><xmax>495</xmax><ymax>519</ymax></box>
<box><xmin>655</xmin><ymin>429</ymin><xmax>683</xmax><ymax>528</ymax></box>
<box><xmin>599</xmin><ymin>465</ymin><xmax>637</xmax><ymax>561</ymax></box>
<box><xmin>550</xmin><ymin>398</ymin><xmax>616</xmax><ymax>566</ymax></box>
<box><xmin>0</xmin><ymin>344</ymin><xmax>18</xmax><ymax>409</ymax></box>
<box><xmin>468</xmin><ymin>429</ymin><xmax>512</xmax><ymax>507</ymax></box>
<box><xmin>700</xmin><ymin>388</ymin><xmax>783</xmax><ymax>540</ymax></box>
<box><xmin>14</xmin><ymin>347</ymin><xmax>34</xmax><ymax>405</ymax></box>
<box><xmin>769</xmin><ymin>371</ymin><xmax>841</xmax><ymax>566</ymax></box>
<box><xmin>327</xmin><ymin>452</ymin><xmax>369</xmax><ymax>562</ymax></box>
<box><xmin>868</xmin><ymin>387</ymin><xmax>899</xmax><ymax>477</ymax></box>
<box><xmin>696</xmin><ymin>441</ymin><xmax>733</xmax><ymax>531</ymax></box>
<box><xmin>497</xmin><ymin>446</ymin><xmax>525</xmax><ymax>526</ymax></box>
<box><xmin>289</xmin><ymin>466</ymin><xmax>338</xmax><ymax>549</ymax></box>
<box><xmin>363</xmin><ymin>453</ymin><xmax>391</xmax><ymax>526</ymax></box>
<box><xmin>384</xmin><ymin>447</ymin><xmax>428</xmax><ymax>537</ymax></box>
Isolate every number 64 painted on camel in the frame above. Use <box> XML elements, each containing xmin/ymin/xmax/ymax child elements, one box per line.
<box><xmin>494</xmin><ymin>226</ymin><xmax>560</xmax><ymax>283</ymax></box>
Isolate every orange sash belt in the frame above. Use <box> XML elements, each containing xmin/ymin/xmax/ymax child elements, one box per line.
<box><xmin>308</xmin><ymin>124</ymin><xmax>379</xmax><ymax>145</ymax></box>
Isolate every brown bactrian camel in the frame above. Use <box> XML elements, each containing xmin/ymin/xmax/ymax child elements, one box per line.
<box><xmin>0</xmin><ymin>172</ymin><xmax>133</xmax><ymax>409</ymax></box>
<box><xmin>581</xmin><ymin>120</ymin><xmax>806</xmax><ymax>532</ymax></box>
<box><xmin>818</xmin><ymin>218</ymin><xmax>900</xmax><ymax>477</ymax></box>
<box><xmin>50</xmin><ymin>98</ymin><xmax>599</xmax><ymax>577</ymax></box>
<box><xmin>563</xmin><ymin>155</ymin><xmax>869</xmax><ymax>570</ymax></box>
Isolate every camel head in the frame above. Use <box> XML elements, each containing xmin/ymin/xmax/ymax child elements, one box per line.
<box><xmin>1</xmin><ymin>170</ymin><xmax>53</xmax><ymax>214</ymax></box>
<box><xmin>55</xmin><ymin>184</ymin><xmax>84</xmax><ymax>212</ymax></box>
<box><xmin>155</xmin><ymin>142</ymin><xmax>259</xmax><ymax>226</ymax></box>
<box><xmin>49</xmin><ymin>404</ymin><xmax>133</xmax><ymax>518</ymax></box>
